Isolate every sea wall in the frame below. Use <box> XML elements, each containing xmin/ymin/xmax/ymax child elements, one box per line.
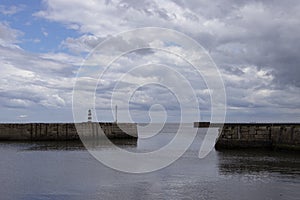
<box><xmin>194</xmin><ymin>122</ymin><xmax>300</xmax><ymax>150</ymax></box>
<box><xmin>0</xmin><ymin>123</ymin><xmax>138</xmax><ymax>141</ymax></box>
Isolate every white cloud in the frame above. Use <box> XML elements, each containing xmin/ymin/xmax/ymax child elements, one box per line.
<box><xmin>41</xmin><ymin>27</ymin><xmax>48</xmax><ymax>37</ymax></box>
<box><xmin>1</xmin><ymin>0</ymin><xmax>300</xmax><ymax>122</ymax></box>
<box><xmin>0</xmin><ymin>21</ymin><xmax>23</xmax><ymax>47</ymax></box>
<box><xmin>0</xmin><ymin>5</ymin><xmax>24</xmax><ymax>15</ymax></box>
<box><xmin>0</xmin><ymin>23</ymin><xmax>81</xmax><ymax>112</ymax></box>
<box><xmin>222</xmin><ymin>65</ymin><xmax>300</xmax><ymax>115</ymax></box>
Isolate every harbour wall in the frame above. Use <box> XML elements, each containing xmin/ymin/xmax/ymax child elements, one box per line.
<box><xmin>194</xmin><ymin>122</ymin><xmax>300</xmax><ymax>150</ymax></box>
<box><xmin>0</xmin><ymin>123</ymin><xmax>138</xmax><ymax>141</ymax></box>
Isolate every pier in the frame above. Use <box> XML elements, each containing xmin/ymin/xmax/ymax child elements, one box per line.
<box><xmin>0</xmin><ymin>123</ymin><xmax>138</xmax><ymax>141</ymax></box>
<box><xmin>194</xmin><ymin>122</ymin><xmax>300</xmax><ymax>150</ymax></box>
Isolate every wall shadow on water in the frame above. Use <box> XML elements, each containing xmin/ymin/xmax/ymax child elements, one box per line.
<box><xmin>216</xmin><ymin>149</ymin><xmax>300</xmax><ymax>177</ymax></box>
<box><xmin>7</xmin><ymin>139</ymin><xmax>138</xmax><ymax>151</ymax></box>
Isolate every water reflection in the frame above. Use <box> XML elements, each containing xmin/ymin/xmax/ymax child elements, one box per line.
<box><xmin>0</xmin><ymin>127</ymin><xmax>299</xmax><ymax>200</ymax></box>
<box><xmin>19</xmin><ymin>139</ymin><xmax>137</xmax><ymax>151</ymax></box>
<box><xmin>217</xmin><ymin>149</ymin><xmax>300</xmax><ymax>177</ymax></box>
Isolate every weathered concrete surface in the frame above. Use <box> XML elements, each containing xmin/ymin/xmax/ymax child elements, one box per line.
<box><xmin>0</xmin><ymin>123</ymin><xmax>137</xmax><ymax>141</ymax></box>
<box><xmin>194</xmin><ymin>122</ymin><xmax>300</xmax><ymax>151</ymax></box>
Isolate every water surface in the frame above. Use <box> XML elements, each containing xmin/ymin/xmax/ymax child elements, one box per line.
<box><xmin>0</xmin><ymin>125</ymin><xmax>299</xmax><ymax>200</ymax></box>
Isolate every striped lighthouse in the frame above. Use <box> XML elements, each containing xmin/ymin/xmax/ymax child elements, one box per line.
<box><xmin>88</xmin><ymin>109</ymin><xmax>92</xmax><ymax>122</ymax></box>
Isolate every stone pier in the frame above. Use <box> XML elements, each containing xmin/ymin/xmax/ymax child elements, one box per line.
<box><xmin>0</xmin><ymin>123</ymin><xmax>138</xmax><ymax>141</ymax></box>
<box><xmin>194</xmin><ymin>122</ymin><xmax>300</xmax><ymax>151</ymax></box>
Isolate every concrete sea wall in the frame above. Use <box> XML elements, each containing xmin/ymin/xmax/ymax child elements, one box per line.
<box><xmin>194</xmin><ymin>122</ymin><xmax>300</xmax><ymax>150</ymax></box>
<box><xmin>0</xmin><ymin>123</ymin><xmax>137</xmax><ymax>141</ymax></box>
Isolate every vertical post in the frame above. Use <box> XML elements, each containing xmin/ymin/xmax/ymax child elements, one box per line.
<box><xmin>115</xmin><ymin>105</ymin><xmax>118</xmax><ymax>123</ymax></box>
<box><xmin>66</xmin><ymin>124</ymin><xmax>68</xmax><ymax>140</ymax></box>
<box><xmin>39</xmin><ymin>123</ymin><xmax>42</xmax><ymax>137</ymax></box>
<box><xmin>30</xmin><ymin>123</ymin><xmax>33</xmax><ymax>141</ymax></box>
<box><xmin>56</xmin><ymin>124</ymin><xmax>59</xmax><ymax>140</ymax></box>
<box><xmin>35</xmin><ymin>123</ymin><xmax>37</xmax><ymax>139</ymax></box>
<box><xmin>45</xmin><ymin>124</ymin><xmax>48</xmax><ymax>138</ymax></box>
<box><xmin>237</xmin><ymin>126</ymin><xmax>241</xmax><ymax>139</ymax></box>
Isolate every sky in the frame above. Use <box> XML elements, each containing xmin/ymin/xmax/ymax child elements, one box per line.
<box><xmin>0</xmin><ymin>0</ymin><xmax>300</xmax><ymax>123</ymax></box>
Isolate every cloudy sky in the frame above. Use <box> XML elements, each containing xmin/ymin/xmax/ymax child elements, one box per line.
<box><xmin>0</xmin><ymin>0</ymin><xmax>300</xmax><ymax>123</ymax></box>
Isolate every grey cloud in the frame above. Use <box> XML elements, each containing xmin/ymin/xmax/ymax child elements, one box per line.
<box><xmin>0</xmin><ymin>22</ymin><xmax>23</xmax><ymax>46</ymax></box>
<box><xmin>37</xmin><ymin>0</ymin><xmax>300</xmax><ymax>84</ymax></box>
<box><xmin>2</xmin><ymin>0</ymin><xmax>300</xmax><ymax>122</ymax></box>
<box><xmin>61</xmin><ymin>35</ymin><xmax>106</xmax><ymax>53</ymax></box>
<box><xmin>47</xmin><ymin>0</ymin><xmax>300</xmax><ymax>88</ymax></box>
<box><xmin>0</xmin><ymin>42</ymin><xmax>79</xmax><ymax>110</ymax></box>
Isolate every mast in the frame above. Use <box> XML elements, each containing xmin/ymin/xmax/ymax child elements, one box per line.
<box><xmin>115</xmin><ymin>105</ymin><xmax>117</xmax><ymax>123</ymax></box>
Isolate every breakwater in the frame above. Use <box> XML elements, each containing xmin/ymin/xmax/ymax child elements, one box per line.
<box><xmin>0</xmin><ymin>123</ymin><xmax>137</xmax><ymax>141</ymax></box>
<box><xmin>194</xmin><ymin>122</ymin><xmax>300</xmax><ymax>150</ymax></box>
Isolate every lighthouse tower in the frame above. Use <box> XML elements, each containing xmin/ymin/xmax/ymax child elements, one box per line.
<box><xmin>88</xmin><ymin>109</ymin><xmax>92</xmax><ymax>122</ymax></box>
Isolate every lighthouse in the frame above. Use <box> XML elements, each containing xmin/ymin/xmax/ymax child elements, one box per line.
<box><xmin>88</xmin><ymin>109</ymin><xmax>92</xmax><ymax>122</ymax></box>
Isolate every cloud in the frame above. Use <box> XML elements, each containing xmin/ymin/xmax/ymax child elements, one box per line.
<box><xmin>41</xmin><ymin>27</ymin><xmax>48</xmax><ymax>37</ymax></box>
<box><xmin>61</xmin><ymin>35</ymin><xmax>105</xmax><ymax>53</ymax></box>
<box><xmin>0</xmin><ymin>23</ymin><xmax>81</xmax><ymax>111</ymax></box>
<box><xmin>35</xmin><ymin>0</ymin><xmax>300</xmax><ymax>87</ymax></box>
<box><xmin>0</xmin><ymin>21</ymin><xmax>23</xmax><ymax>47</ymax></box>
<box><xmin>0</xmin><ymin>4</ymin><xmax>24</xmax><ymax>15</ymax></box>
<box><xmin>1</xmin><ymin>0</ymin><xmax>300</xmax><ymax>122</ymax></box>
<box><xmin>222</xmin><ymin>66</ymin><xmax>300</xmax><ymax>117</ymax></box>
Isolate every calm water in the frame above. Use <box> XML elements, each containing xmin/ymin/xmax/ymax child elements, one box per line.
<box><xmin>0</xmin><ymin>125</ymin><xmax>299</xmax><ymax>200</ymax></box>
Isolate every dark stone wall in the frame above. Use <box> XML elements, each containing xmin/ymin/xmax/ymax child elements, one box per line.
<box><xmin>0</xmin><ymin>123</ymin><xmax>137</xmax><ymax>141</ymax></box>
<box><xmin>214</xmin><ymin>124</ymin><xmax>300</xmax><ymax>150</ymax></box>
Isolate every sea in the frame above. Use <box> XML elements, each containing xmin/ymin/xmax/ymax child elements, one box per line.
<box><xmin>0</xmin><ymin>123</ymin><xmax>299</xmax><ymax>200</ymax></box>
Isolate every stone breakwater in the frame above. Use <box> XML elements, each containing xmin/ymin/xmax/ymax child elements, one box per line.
<box><xmin>0</xmin><ymin>123</ymin><xmax>138</xmax><ymax>141</ymax></box>
<box><xmin>194</xmin><ymin>122</ymin><xmax>300</xmax><ymax>151</ymax></box>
